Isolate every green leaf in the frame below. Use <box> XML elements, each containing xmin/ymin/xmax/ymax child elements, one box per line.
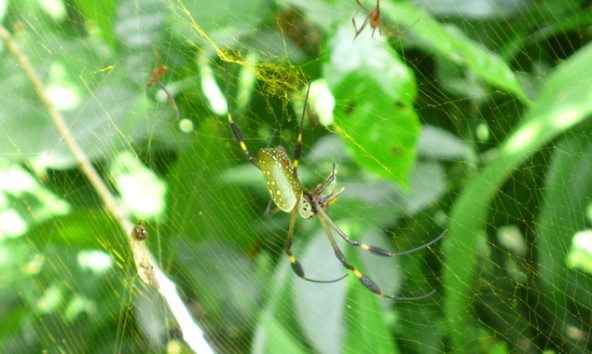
<box><xmin>74</xmin><ymin>0</ymin><xmax>118</xmax><ymax>46</ymax></box>
<box><xmin>417</xmin><ymin>125</ymin><xmax>474</xmax><ymax>161</ymax></box>
<box><xmin>442</xmin><ymin>43</ymin><xmax>592</xmax><ymax>351</ymax></box>
<box><xmin>114</xmin><ymin>0</ymin><xmax>168</xmax><ymax>49</ymax></box>
<box><xmin>253</xmin><ymin>312</ymin><xmax>309</xmax><ymax>354</ymax></box>
<box><xmin>0</xmin><ymin>162</ymin><xmax>71</xmax><ymax>239</ymax></box>
<box><xmin>27</xmin><ymin>210</ymin><xmax>119</xmax><ymax>248</ymax></box>
<box><xmin>0</xmin><ymin>35</ymin><xmax>173</xmax><ymax>168</ymax></box>
<box><xmin>344</xmin><ymin>277</ymin><xmax>399</xmax><ymax>354</ymax></box>
<box><xmin>293</xmin><ymin>224</ymin><xmax>402</xmax><ymax>354</ymax></box>
<box><xmin>173</xmin><ymin>239</ymin><xmax>260</xmax><ymax>334</ymax></box>
<box><xmin>166</xmin><ymin>117</ymin><xmax>257</xmax><ymax>250</ymax></box>
<box><xmin>326</xmin><ymin>25</ymin><xmax>420</xmax><ymax>188</ymax></box>
<box><xmin>343</xmin><ymin>228</ymin><xmax>402</xmax><ymax>354</ymax></box>
<box><xmin>381</xmin><ymin>2</ymin><xmax>530</xmax><ymax>104</ymax></box>
<box><xmin>566</xmin><ymin>230</ymin><xmax>592</xmax><ymax>275</ymax></box>
<box><xmin>536</xmin><ymin>132</ymin><xmax>592</xmax><ymax>351</ymax></box>
<box><xmin>292</xmin><ymin>231</ymin><xmax>347</xmax><ymax>354</ymax></box>
<box><xmin>253</xmin><ymin>250</ymin><xmax>309</xmax><ymax>354</ymax></box>
<box><xmin>172</xmin><ymin>0</ymin><xmax>271</xmax><ymax>53</ymax></box>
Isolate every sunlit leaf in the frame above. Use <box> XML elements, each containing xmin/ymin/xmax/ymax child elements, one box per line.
<box><xmin>326</xmin><ymin>25</ymin><xmax>420</xmax><ymax>188</ymax></box>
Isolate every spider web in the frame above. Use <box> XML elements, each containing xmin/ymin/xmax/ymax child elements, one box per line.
<box><xmin>1</xmin><ymin>0</ymin><xmax>592</xmax><ymax>353</ymax></box>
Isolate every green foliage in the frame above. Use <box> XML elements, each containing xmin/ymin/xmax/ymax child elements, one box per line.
<box><xmin>443</xmin><ymin>42</ymin><xmax>592</xmax><ymax>351</ymax></box>
<box><xmin>328</xmin><ymin>25</ymin><xmax>420</xmax><ymax>187</ymax></box>
<box><xmin>538</xmin><ymin>133</ymin><xmax>592</xmax><ymax>349</ymax></box>
<box><xmin>1</xmin><ymin>0</ymin><xmax>592</xmax><ymax>353</ymax></box>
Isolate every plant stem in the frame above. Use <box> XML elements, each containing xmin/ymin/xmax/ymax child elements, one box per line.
<box><xmin>0</xmin><ymin>25</ymin><xmax>214</xmax><ymax>354</ymax></box>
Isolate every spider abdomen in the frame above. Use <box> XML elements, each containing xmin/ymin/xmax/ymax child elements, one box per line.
<box><xmin>259</xmin><ymin>147</ymin><xmax>304</xmax><ymax>213</ymax></box>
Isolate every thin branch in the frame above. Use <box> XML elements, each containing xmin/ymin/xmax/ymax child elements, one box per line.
<box><xmin>0</xmin><ymin>25</ymin><xmax>214</xmax><ymax>354</ymax></box>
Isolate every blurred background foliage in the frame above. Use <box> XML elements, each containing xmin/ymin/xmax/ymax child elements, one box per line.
<box><xmin>1</xmin><ymin>0</ymin><xmax>592</xmax><ymax>353</ymax></box>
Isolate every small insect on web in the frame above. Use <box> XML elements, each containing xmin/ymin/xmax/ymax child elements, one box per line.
<box><xmin>147</xmin><ymin>47</ymin><xmax>181</xmax><ymax>121</ymax></box>
<box><xmin>352</xmin><ymin>0</ymin><xmax>418</xmax><ymax>41</ymax></box>
<box><xmin>352</xmin><ymin>0</ymin><xmax>383</xmax><ymax>39</ymax></box>
<box><xmin>224</xmin><ymin>64</ymin><xmax>445</xmax><ymax>300</ymax></box>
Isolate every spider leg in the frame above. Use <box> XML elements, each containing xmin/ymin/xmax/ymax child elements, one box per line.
<box><xmin>353</xmin><ymin>16</ymin><xmax>371</xmax><ymax>39</ymax></box>
<box><xmin>292</xmin><ymin>83</ymin><xmax>311</xmax><ymax>176</ymax></box>
<box><xmin>316</xmin><ymin>209</ymin><xmax>435</xmax><ymax>300</ymax></box>
<box><xmin>317</xmin><ymin>187</ymin><xmax>344</xmax><ymax>210</ymax></box>
<box><xmin>355</xmin><ymin>0</ymin><xmax>370</xmax><ymax>12</ymax></box>
<box><xmin>352</xmin><ymin>10</ymin><xmax>361</xmax><ymax>34</ymax></box>
<box><xmin>225</xmin><ymin>64</ymin><xmax>261</xmax><ymax>170</ymax></box>
<box><xmin>309</xmin><ymin>164</ymin><xmax>344</xmax><ymax>211</ymax></box>
<box><xmin>266</xmin><ymin>129</ymin><xmax>279</xmax><ymax>147</ymax></box>
<box><xmin>314</xmin><ymin>163</ymin><xmax>337</xmax><ymax>195</ymax></box>
<box><xmin>385</xmin><ymin>18</ymin><xmax>421</xmax><ymax>40</ymax></box>
<box><xmin>156</xmin><ymin>80</ymin><xmax>181</xmax><ymax>120</ymax></box>
<box><xmin>317</xmin><ymin>207</ymin><xmax>446</xmax><ymax>257</ymax></box>
<box><xmin>353</xmin><ymin>0</ymin><xmax>373</xmax><ymax>39</ymax></box>
<box><xmin>285</xmin><ymin>199</ymin><xmax>347</xmax><ymax>283</ymax></box>
<box><xmin>373</xmin><ymin>25</ymin><xmax>380</xmax><ymax>37</ymax></box>
<box><xmin>263</xmin><ymin>198</ymin><xmax>281</xmax><ymax>217</ymax></box>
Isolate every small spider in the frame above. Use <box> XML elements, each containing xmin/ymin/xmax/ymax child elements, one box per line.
<box><xmin>132</xmin><ymin>222</ymin><xmax>149</xmax><ymax>241</ymax></box>
<box><xmin>148</xmin><ymin>48</ymin><xmax>180</xmax><ymax>120</ymax></box>
<box><xmin>224</xmin><ymin>66</ymin><xmax>445</xmax><ymax>299</ymax></box>
<box><xmin>352</xmin><ymin>0</ymin><xmax>383</xmax><ymax>39</ymax></box>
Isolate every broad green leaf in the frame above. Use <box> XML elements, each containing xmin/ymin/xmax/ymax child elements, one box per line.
<box><xmin>2</xmin><ymin>236</ymin><xmax>134</xmax><ymax>352</ymax></box>
<box><xmin>27</xmin><ymin>210</ymin><xmax>119</xmax><ymax>248</ymax></box>
<box><xmin>343</xmin><ymin>228</ymin><xmax>403</xmax><ymax>354</ymax></box>
<box><xmin>442</xmin><ymin>43</ymin><xmax>592</xmax><ymax>351</ymax></box>
<box><xmin>417</xmin><ymin>125</ymin><xmax>474</xmax><ymax>161</ymax></box>
<box><xmin>114</xmin><ymin>0</ymin><xmax>168</xmax><ymax>49</ymax></box>
<box><xmin>173</xmin><ymin>239</ymin><xmax>260</xmax><ymax>335</ymax></box>
<box><xmin>326</xmin><ymin>25</ymin><xmax>420</xmax><ymax>188</ymax></box>
<box><xmin>253</xmin><ymin>313</ymin><xmax>309</xmax><ymax>354</ymax></box>
<box><xmin>253</xmin><ymin>249</ymin><xmax>309</xmax><ymax>354</ymax></box>
<box><xmin>381</xmin><ymin>2</ymin><xmax>530</xmax><ymax>104</ymax></box>
<box><xmin>0</xmin><ymin>34</ymin><xmax>176</xmax><ymax>169</ymax></box>
<box><xmin>344</xmin><ymin>271</ymin><xmax>399</xmax><ymax>354</ymax></box>
<box><xmin>293</xmin><ymin>230</ymin><xmax>346</xmax><ymax>354</ymax></box>
<box><xmin>171</xmin><ymin>0</ymin><xmax>271</xmax><ymax>54</ymax></box>
<box><xmin>0</xmin><ymin>162</ymin><xmax>70</xmax><ymax>240</ymax></box>
<box><xmin>74</xmin><ymin>0</ymin><xmax>118</xmax><ymax>46</ymax></box>
<box><xmin>566</xmin><ymin>230</ymin><xmax>592</xmax><ymax>275</ymax></box>
<box><xmin>293</xmin><ymin>225</ymin><xmax>403</xmax><ymax>354</ymax></box>
<box><xmin>413</xmin><ymin>0</ymin><xmax>528</xmax><ymax>17</ymax></box>
<box><xmin>536</xmin><ymin>132</ymin><xmax>592</xmax><ymax>351</ymax></box>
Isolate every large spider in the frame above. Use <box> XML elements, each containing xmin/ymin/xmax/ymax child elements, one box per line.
<box><xmin>224</xmin><ymin>69</ymin><xmax>445</xmax><ymax>300</ymax></box>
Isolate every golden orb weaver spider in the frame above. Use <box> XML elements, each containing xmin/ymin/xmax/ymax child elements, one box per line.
<box><xmin>224</xmin><ymin>67</ymin><xmax>445</xmax><ymax>300</ymax></box>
